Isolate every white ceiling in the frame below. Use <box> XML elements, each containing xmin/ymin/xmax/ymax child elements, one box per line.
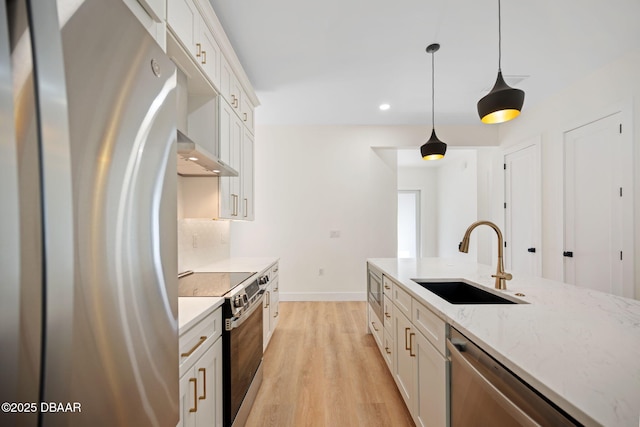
<box><xmin>209</xmin><ymin>0</ymin><xmax>640</xmax><ymax>126</ymax></box>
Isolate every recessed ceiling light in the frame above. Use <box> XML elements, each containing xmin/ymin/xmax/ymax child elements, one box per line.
<box><xmin>379</xmin><ymin>103</ymin><xmax>390</xmax><ymax>111</ymax></box>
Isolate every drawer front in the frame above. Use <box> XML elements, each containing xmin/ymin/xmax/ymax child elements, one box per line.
<box><xmin>392</xmin><ymin>284</ymin><xmax>412</xmax><ymax>319</ymax></box>
<box><xmin>412</xmin><ymin>300</ymin><xmax>446</xmax><ymax>356</ymax></box>
<box><xmin>179</xmin><ymin>306</ymin><xmax>222</xmax><ymax>365</ymax></box>
<box><xmin>383</xmin><ymin>329</ymin><xmax>394</xmax><ymax>372</ymax></box>
<box><xmin>368</xmin><ymin>305</ymin><xmax>384</xmax><ymax>351</ymax></box>
<box><xmin>382</xmin><ymin>275</ymin><xmax>393</xmax><ymax>297</ymax></box>
<box><xmin>383</xmin><ymin>296</ymin><xmax>393</xmax><ymax>334</ymax></box>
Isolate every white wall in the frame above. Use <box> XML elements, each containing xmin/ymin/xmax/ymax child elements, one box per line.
<box><xmin>437</xmin><ymin>150</ymin><xmax>478</xmax><ymax>259</ymax></box>
<box><xmin>398</xmin><ymin>167</ymin><xmax>438</xmax><ymax>257</ymax></box>
<box><xmin>230</xmin><ymin>125</ymin><xmax>498</xmax><ymax>300</ymax></box>
<box><xmin>498</xmin><ymin>48</ymin><xmax>640</xmax><ymax>298</ymax></box>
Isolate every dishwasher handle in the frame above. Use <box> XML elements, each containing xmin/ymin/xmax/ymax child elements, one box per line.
<box><xmin>446</xmin><ymin>338</ymin><xmax>540</xmax><ymax>427</ymax></box>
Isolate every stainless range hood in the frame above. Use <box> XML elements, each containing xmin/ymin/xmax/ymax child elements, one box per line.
<box><xmin>176</xmin><ymin>130</ymin><xmax>238</xmax><ymax>177</ymax></box>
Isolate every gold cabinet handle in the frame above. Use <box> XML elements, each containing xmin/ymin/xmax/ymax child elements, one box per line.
<box><xmin>274</xmin><ymin>310</ymin><xmax>279</xmax><ymax>318</ymax></box>
<box><xmin>371</xmin><ymin>321</ymin><xmax>379</xmax><ymax>332</ymax></box>
<box><xmin>409</xmin><ymin>332</ymin><xmax>416</xmax><ymax>357</ymax></box>
<box><xmin>198</xmin><ymin>368</ymin><xmax>207</xmax><ymax>400</ymax></box>
<box><xmin>243</xmin><ymin>112</ymin><xmax>247</xmax><ymax>121</ymax></box>
<box><xmin>233</xmin><ymin>98</ymin><xmax>239</xmax><ymax>108</ymax></box>
<box><xmin>385</xmin><ymin>346</ymin><xmax>391</xmax><ymax>355</ymax></box>
<box><xmin>196</xmin><ymin>43</ymin><xmax>201</xmax><ymax>57</ymax></box>
<box><xmin>384</xmin><ymin>284</ymin><xmax>391</xmax><ymax>290</ymax></box>
<box><xmin>189</xmin><ymin>378</ymin><xmax>198</xmax><ymax>412</ymax></box>
<box><xmin>405</xmin><ymin>327</ymin><xmax>410</xmax><ymax>351</ymax></box>
<box><xmin>231</xmin><ymin>94</ymin><xmax>236</xmax><ymax>106</ymax></box>
<box><xmin>265</xmin><ymin>290</ymin><xmax>270</xmax><ymax>308</ymax></box>
<box><xmin>244</xmin><ymin>198</ymin><xmax>248</xmax><ymax>217</ymax></box>
<box><xmin>385</xmin><ymin>311</ymin><xmax>391</xmax><ymax>319</ymax></box>
<box><xmin>201</xmin><ymin>50</ymin><xmax>207</xmax><ymax>64</ymax></box>
<box><xmin>181</xmin><ymin>336</ymin><xmax>207</xmax><ymax>358</ymax></box>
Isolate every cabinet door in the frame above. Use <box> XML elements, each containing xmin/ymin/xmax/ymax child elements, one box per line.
<box><xmin>270</xmin><ymin>276</ymin><xmax>279</xmax><ymax>330</ymax></box>
<box><xmin>194</xmin><ymin>338</ymin><xmax>223</xmax><ymax>427</ymax></box>
<box><xmin>414</xmin><ymin>331</ymin><xmax>446</xmax><ymax>427</ymax></box>
<box><xmin>167</xmin><ymin>0</ymin><xmax>199</xmax><ymax>56</ymax></box>
<box><xmin>198</xmin><ymin>22</ymin><xmax>221</xmax><ymax>89</ymax></box>
<box><xmin>262</xmin><ymin>285</ymin><xmax>272</xmax><ymax>351</ymax></box>
<box><xmin>241</xmin><ymin>131</ymin><xmax>254</xmax><ymax>220</ymax></box>
<box><xmin>240</xmin><ymin>95</ymin><xmax>254</xmax><ymax>134</ymax></box>
<box><xmin>393</xmin><ymin>310</ymin><xmax>416</xmax><ymax>412</ymax></box>
<box><xmin>218</xmin><ymin>99</ymin><xmax>241</xmax><ymax>219</ymax></box>
<box><xmin>179</xmin><ymin>371</ymin><xmax>197</xmax><ymax>427</ymax></box>
<box><xmin>220</xmin><ymin>56</ymin><xmax>241</xmax><ymax>110</ymax></box>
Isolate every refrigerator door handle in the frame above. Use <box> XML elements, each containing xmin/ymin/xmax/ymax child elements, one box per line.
<box><xmin>28</xmin><ymin>0</ymin><xmax>76</xmax><ymax>418</ymax></box>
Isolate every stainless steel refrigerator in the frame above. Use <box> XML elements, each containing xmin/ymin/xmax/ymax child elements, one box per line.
<box><xmin>1</xmin><ymin>0</ymin><xmax>178</xmax><ymax>426</ymax></box>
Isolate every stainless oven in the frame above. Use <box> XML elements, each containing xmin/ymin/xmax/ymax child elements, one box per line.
<box><xmin>367</xmin><ymin>264</ymin><xmax>384</xmax><ymax>320</ymax></box>
<box><xmin>223</xmin><ymin>279</ymin><xmax>264</xmax><ymax>427</ymax></box>
<box><xmin>448</xmin><ymin>327</ymin><xmax>580</xmax><ymax>426</ymax></box>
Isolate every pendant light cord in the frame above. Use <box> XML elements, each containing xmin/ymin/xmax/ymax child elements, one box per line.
<box><xmin>431</xmin><ymin>49</ymin><xmax>435</xmax><ymax>130</ymax></box>
<box><xmin>498</xmin><ymin>0</ymin><xmax>502</xmax><ymax>71</ymax></box>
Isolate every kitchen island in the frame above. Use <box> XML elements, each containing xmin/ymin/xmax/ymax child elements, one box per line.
<box><xmin>368</xmin><ymin>258</ymin><xmax>640</xmax><ymax>427</ymax></box>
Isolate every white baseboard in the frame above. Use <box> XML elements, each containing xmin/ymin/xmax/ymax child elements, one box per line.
<box><xmin>279</xmin><ymin>292</ymin><xmax>367</xmax><ymax>302</ymax></box>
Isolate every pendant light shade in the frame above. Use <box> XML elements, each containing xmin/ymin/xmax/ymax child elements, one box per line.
<box><xmin>477</xmin><ymin>0</ymin><xmax>525</xmax><ymax>124</ymax></box>
<box><xmin>421</xmin><ymin>43</ymin><xmax>447</xmax><ymax>161</ymax></box>
<box><xmin>421</xmin><ymin>129</ymin><xmax>447</xmax><ymax>160</ymax></box>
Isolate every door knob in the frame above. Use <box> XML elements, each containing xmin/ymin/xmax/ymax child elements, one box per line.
<box><xmin>527</xmin><ymin>248</ymin><xmax>536</xmax><ymax>253</ymax></box>
<box><xmin>563</xmin><ymin>251</ymin><xmax>573</xmax><ymax>258</ymax></box>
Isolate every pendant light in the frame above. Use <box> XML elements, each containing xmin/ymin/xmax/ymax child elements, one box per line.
<box><xmin>477</xmin><ymin>0</ymin><xmax>525</xmax><ymax>124</ymax></box>
<box><xmin>421</xmin><ymin>43</ymin><xmax>447</xmax><ymax>161</ymax></box>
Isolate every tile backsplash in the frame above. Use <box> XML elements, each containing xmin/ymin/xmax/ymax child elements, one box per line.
<box><xmin>177</xmin><ymin>219</ymin><xmax>230</xmax><ymax>272</ymax></box>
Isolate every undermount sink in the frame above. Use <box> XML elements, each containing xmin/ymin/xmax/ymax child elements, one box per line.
<box><xmin>412</xmin><ymin>280</ymin><xmax>522</xmax><ymax>305</ymax></box>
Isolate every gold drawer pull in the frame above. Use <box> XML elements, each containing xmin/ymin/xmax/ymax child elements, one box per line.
<box><xmin>371</xmin><ymin>321</ymin><xmax>379</xmax><ymax>332</ymax></box>
<box><xmin>409</xmin><ymin>332</ymin><xmax>416</xmax><ymax>357</ymax></box>
<box><xmin>189</xmin><ymin>378</ymin><xmax>198</xmax><ymax>412</ymax></box>
<box><xmin>385</xmin><ymin>311</ymin><xmax>391</xmax><ymax>319</ymax></box>
<box><xmin>198</xmin><ymin>368</ymin><xmax>206</xmax><ymax>400</ymax></box>
<box><xmin>243</xmin><ymin>112</ymin><xmax>247</xmax><ymax>121</ymax></box>
<box><xmin>181</xmin><ymin>336</ymin><xmax>207</xmax><ymax>358</ymax></box>
<box><xmin>405</xmin><ymin>327</ymin><xmax>410</xmax><ymax>351</ymax></box>
<box><xmin>196</xmin><ymin>43</ymin><xmax>201</xmax><ymax>57</ymax></box>
<box><xmin>201</xmin><ymin>50</ymin><xmax>207</xmax><ymax>64</ymax></box>
<box><xmin>384</xmin><ymin>285</ymin><xmax>391</xmax><ymax>290</ymax></box>
<box><xmin>385</xmin><ymin>346</ymin><xmax>391</xmax><ymax>355</ymax></box>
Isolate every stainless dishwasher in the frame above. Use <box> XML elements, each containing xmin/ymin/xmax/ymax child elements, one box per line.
<box><xmin>447</xmin><ymin>327</ymin><xmax>581</xmax><ymax>426</ymax></box>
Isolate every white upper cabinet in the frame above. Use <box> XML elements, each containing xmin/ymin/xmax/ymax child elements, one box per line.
<box><xmin>166</xmin><ymin>0</ymin><xmax>259</xmax><ymax>220</ymax></box>
<box><xmin>241</xmin><ymin>130</ymin><xmax>254</xmax><ymax>220</ymax></box>
<box><xmin>167</xmin><ymin>0</ymin><xmax>199</xmax><ymax>55</ymax></box>
<box><xmin>198</xmin><ymin>21</ymin><xmax>221</xmax><ymax>89</ymax></box>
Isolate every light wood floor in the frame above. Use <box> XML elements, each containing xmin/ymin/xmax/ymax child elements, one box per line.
<box><xmin>245</xmin><ymin>301</ymin><xmax>415</xmax><ymax>427</ymax></box>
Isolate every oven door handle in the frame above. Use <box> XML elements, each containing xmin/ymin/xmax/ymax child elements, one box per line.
<box><xmin>225</xmin><ymin>293</ymin><xmax>265</xmax><ymax>331</ymax></box>
<box><xmin>446</xmin><ymin>339</ymin><xmax>539</xmax><ymax>427</ymax></box>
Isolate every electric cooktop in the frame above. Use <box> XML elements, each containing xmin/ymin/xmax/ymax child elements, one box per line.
<box><xmin>178</xmin><ymin>271</ymin><xmax>255</xmax><ymax>297</ymax></box>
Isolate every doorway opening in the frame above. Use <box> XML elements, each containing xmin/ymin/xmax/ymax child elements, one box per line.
<box><xmin>397</xmin><ymin>190</ymin><xmax>420</xmax><ymax>258</ymax></box>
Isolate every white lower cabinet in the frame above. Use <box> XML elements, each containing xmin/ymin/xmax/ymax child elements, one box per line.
<box><xmin>262</xmin><ymin>262</ymin><xmax>280</xmax><ymax>351</ymax></box>
<box><xmin>380</xmin><ymin>275</ymin><xmax>447</xmax><ymax>427</ymax></box>
<box><xmin>178</xmin><ymin>307</ymin><xmax>223</xmax><ymax>427</ymax></box>
<box><xmin>393</xmin><ymin>310</ymin><xmax>416</xmax><ymax>407</ymax></box>
<box><xmin>414</xmin><ymin>328</ymin><xmax>447</xmax><ymax>427</ymax></box>
<box><xmin>179</xmin><ymin>338</ymin><xmax>222</xmax><ymax>427</ymax></box>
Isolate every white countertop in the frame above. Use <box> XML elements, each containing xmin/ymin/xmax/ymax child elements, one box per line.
<box><xmin>193</xmin><ymin>257</ymin><xmax>279</xmax><ymax>274</ymax></box>
<box><xmin>368</xmin><ymin>258</ymin><xmax>640</xmax><ymax>427</ymax></box>
<box><xmin>178</xmin><ymin>297</ymin><xmax>224</xmax><ymax>334</ymax></box>
<box><xmin>178</xmin><ymin>257</ymin><xmax>279</xmax><ymax>334</ymax></box>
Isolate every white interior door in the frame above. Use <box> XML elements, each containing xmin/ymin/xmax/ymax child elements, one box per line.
<box><xmin>504</xmin><ymin>142</ymin><xmax>540</xmax><ymax>276</ymax></box>
<box><xmin>563</xmin><ymin>113</ymin><xmax>624</xmax><ymax>295</ymax></box>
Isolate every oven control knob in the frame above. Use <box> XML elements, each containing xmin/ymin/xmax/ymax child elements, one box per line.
<box><xmin>242</xmin><ymin>294</ymin><xmax>249</xmax><ymax>305</ymax></box>
<box><xmin>233</xmin><ymin>295</ymin><xmax>245</xmax><ymax>308</ymax></box>
<box><xmin>259</xmin><ymin>276</ymin><xmax>269</xmax><ymax>285</ymax></box>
